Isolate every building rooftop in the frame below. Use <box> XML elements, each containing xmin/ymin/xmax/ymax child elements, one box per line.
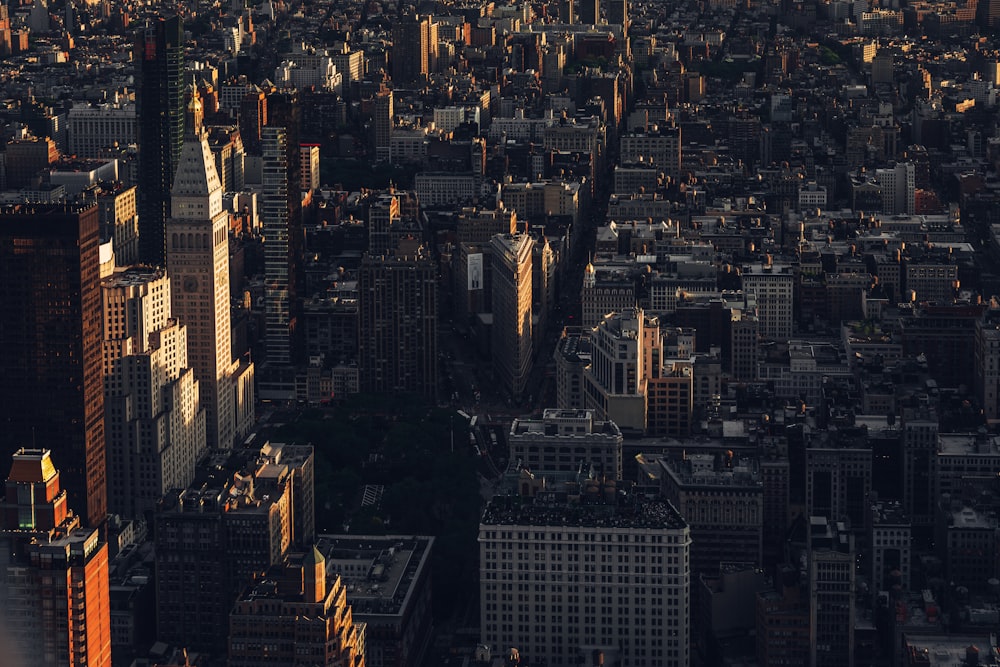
<box><xmin>658</xmin><ymin>455</ymin><xmax>762</xmax><ymax>489</ymax></box>
<box><xmin>510</xmin><ymin>409</ymin><xmax>621</xmax><ymax>439</ymax></box>
<box><xmin>481</xmin><ymin>482</ymin><xmax>687</xmax><ymax>531</ymax></box>
<box><xmin>6</xmin><ymin>447</ymin><xmax>56</xmax><ymax>483</ymax></box>
<box><xmin>938</xmin><ymin>432</ymin><xmax>1000</xmax><ymax>457</ymax></box>
<box><xmin>871</xmin><ymin>501</ymin><xmax>909</xmax><ymax>527</ymax></box>
<box><xmin>317</xmin><ymin>534</ymin><xmax>433</xmax><ymax>617</ymax></box>
<box><xmin>902</xmin><ymin>634</ymin><xmax>1000</xmax><ymax>666</ymax></box>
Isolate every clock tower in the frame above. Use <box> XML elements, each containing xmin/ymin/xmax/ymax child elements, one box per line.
<box><xmin>165</xmin><ymin>87</ymin><xmax>249</xmax><ymax>449</ymax></box>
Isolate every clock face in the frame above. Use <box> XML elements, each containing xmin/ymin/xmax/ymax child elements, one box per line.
<box><xmin>183</xmin><ymin>276</ymin><xmax>199</xmax><ymax>293</ymax></box>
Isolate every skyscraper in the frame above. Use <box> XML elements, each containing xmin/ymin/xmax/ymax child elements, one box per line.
<box><xmin>262</xmin><ymin>125</ymin><xmax>291</xmax><ymax>366</ymax></box>
<box><xmin>0</xmin><ymin>448</ymin><xmax>112</xmax><ymax>667</ymax></box>
<box><xmin>391</xmin><ymin>14</ymin><xmax>433</xmax><ymax>84</ymax></box>
<box><xmin>373</xmin><ymin>85</ymin><xmax>393</xmax><ymax>162</ymax></box>
<box><xmin>606</xmin><ymin>0</ymin><xmax>628</xmax><ymax>32</ymax></box>
<box><xmin>0</xmin><ymin>203</ymin><xmax>106</xmax><ymax>527</ymax></box>
<box><xmin>579</xmin><ymin>0</ymin><xmax>599</xmax><ymax>24</ymax></box>
<box><xmin>262</xmin><ymin>91</ymin><xmax>302</xmax><ymax>367</ymax></box>
<box><xmin>490</xmin><ymin>233</ymin><xmax>534</xmax><ymax>400</ymax></box>
<box><xmin>136</xmin><ymin>15</ymin><xmax>184</xmax><ymax>266</ymax></box>
<box><xmin>358</xmin><ymin>242</ymin><xmax>438</xmax><ymax>396</ymax></box>
<box><xmin>166</xmin><ymin>89</ymin><xmax>251</xmax><ymax>449</ymax></box>
<box><xmin>101</xmin><ymin>266</ymin><xmax>206</xmax><ymax>519</ymax></box>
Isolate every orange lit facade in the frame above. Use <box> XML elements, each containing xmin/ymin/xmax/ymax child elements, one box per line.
<box><xmin>0</xmin><ymin>448</ymin><xmax>112</xmax><ymax>667</ymax></box>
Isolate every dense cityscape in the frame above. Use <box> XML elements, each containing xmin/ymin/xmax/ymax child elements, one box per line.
<box><xmin>1</xmin><ymin>0</ymin><xmax>1000</xmax><ymax>665</ymax></box>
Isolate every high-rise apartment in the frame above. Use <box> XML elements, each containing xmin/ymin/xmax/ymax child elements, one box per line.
<box><xmin>391</xmin><ymin>14</ymin><xmax>433</xmax><ymax>84</ymax></box>
<box><xmin>358</xmin><ymin>242</ymin><xmax>438</xmax><ymax>396</ymax></box>
<box><xmin>480</xmin><ymin>474</ymin><xmax>691</xmax><ymax>667</ymax></box>
<box><xmin>0</xmin><ymin>203</ymin><xmax>106</xmax><ymax>527</ymax></box>
<box><xmin>490</xmin><ymin>233</ymin><xmax>534</xmax><ymax>400</ymax></box>
<box><xmin>373</xmin><ymin>86</ymin><xmax>393</xmax><ymax>162</ymax></box>
<box><xmin>0</xmin><ymin>449</ymin><xmax>112</xmax><ymax>667</ymax></box>
<box><xmin>136</xmin><ymin>15</ymin><xmax>184</xmax><ymax>266</ymax></box>
<box><xmin>166</xmin><ymin>90</ymin><xmax>253</xmax><ymax>450</ymax></box>
<box><xmin>262</xmin><ymin>91</ymin><xmax>303</xmax><ymax>367</ymax></box>
<box><xmin>101</xmin><ymin>266</ymin><xmax>206</xmax><ymax>519</ymax></box>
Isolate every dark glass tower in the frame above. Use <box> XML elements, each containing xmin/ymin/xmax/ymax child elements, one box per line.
<box><xmin>0</xmin><ymin>203</ymin><xmax>107</xmax><ymax>527</ymax></box>
<box><xmin>136</xmin><ymin>15</ymin><xmax>184</xmax><ymax>267</ymax></box>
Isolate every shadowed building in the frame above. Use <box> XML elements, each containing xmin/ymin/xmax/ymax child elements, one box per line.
<box><xmin>0</xmin><ymin>203</ymin><xmax>106</xmax><ymax>527</ymax></box>
<box><xmin>229</xmin><ymin>548</ymin><xmax>366</xmax><ymax>667</ymax></box>
<box><xmin>136</xmin><ymin>15</ymin><xmax>184</xmax><ymax>266</ymax></box>
<box><xmin>358</xmin><ymin>242</ymin><xmax>438</xmax><ymax>397</ymax></box>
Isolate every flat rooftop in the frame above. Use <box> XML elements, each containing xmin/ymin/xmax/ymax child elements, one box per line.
<box><xmin>481</xmin><ymin>489</ymin><xmax>687</xmax><ymax>531</ymax></box>
<box><xmin>317</xmin><ymin>534</ymin><xmax>433</xmax><ymax>617</ymax></box>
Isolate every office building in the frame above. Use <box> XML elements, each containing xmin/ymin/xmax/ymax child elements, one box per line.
<box><xmin>554</xmin><ymin>328</ymin><xmax>592</xmax><ymax>410</ymax></box>
<box><xmin>508</xmin><ymin>409</ymin><xmax>623</xmax><ymax>478</ymax></box>
<box><xmin>229</xmin><ymin>548</ymin><xmax>367</xmax><ymax>667</ymax></box>
<box><xmin>760</xmin><ymin>454</ymin><xmax>790</xmax><ymax>570</ymax></box>
<box><xmin>490</xmin><ymin>233</ymin><xmax>534</xmax><ymax>400</ymax></box>
<box><xmin>579</xmin><ymin>0</ymin><xmax>599</xmax><ymax>24</ymax></box>
<box><xmin>101</xmin><ymin>266</ymin><xmax>206</xmax><ymax>519</ymax></box>
<box><xmin>136</xmin><ymin>15</ymin><xmax>185</xmax><ymax>266</ymax></box>
<box><xmin>368</xmin><ymin>193</ymin><xmax>401</xmax><ymax>256</ymax></box>
<box><xmin>583</xmin><ymin>308</ymin><xmax>658</xmax><ymax>434</ymax></box>
<box><xmin>480</xmin><ymin>471</ymin><xmax>691</xmax><ymax>667</ymax></box>
<box><xmin>936</xmin><ymin>505</ymin><xmax>997</xmax><ymax>588</ymax></box>
<box><xmin>155</xmin><ymin>444</ymin><xmax>311</xmax><ymax>655</ymax></box>
<box><xmin>321</xmin><ymin>535</ymin><xmax>436</xmax><ymax>667</ymax></box>
<box><xmin>756</xmin><ymin>576</ymin><xmax>810</xmax><ymax>667</ymax></box>
<box><xmin>658</xmin><ymin>454</ymin><xmax>763</xmax><ymax>574</ymax></box>
<box><xmin>805</xmin><ymin>444</ymin><xmax>872</xmax><ymax>529</ymax></box>
<box><xmin>5</xmin><ymin>133</ymin><xmax>59</xmax><ymax>189</ymax></box>
<box><xmin>358</xmin><ymin>243</ymin><xmax>438</xmax><ymax>396</ymax></box>
<box><xmin>67</xmin><ymin>102</ymin><xmax>137</xmax><ymax>159</ymax></box>
<box><xmin>808</xmin><ymin>516</ymin><xmax>855</xmax><ymax>667</ymax></box>
<box><xmin>0</xmin><ymin>449</ymin><xmax>112</xmax><ymax>667</ymax></box>
<box><xmin>620</xmin><ymin>127</ymin><xmax>682</xmax><ymax>178</ymax></box>
<box><xmin>391</xmin><ymin>14</ymin><xmax>434</xmax><ymax>84</ymax></box>
<box><xmin>606</xmin><ymin>0</ymin><xmax>628</xmax><ymax>31</ymax></box>
<box><xmin>263</xmin><ymin>125</ymin><xmax>292</xmax><ymax>365</ymax></box>
<box><xmin>902</xmin><ymin>419</ymin><xmax>937</xmax><ymax>527</ymax></box>
<box><xmin>973</xmin><ymin>308</ymin><xmax>1000</xmax><ymax>421</ymax></box>
<box><xmin>301</xmin><ymin>143</ymin><xmax>320</xmax><ymax>191</ymax></box>
<box><xmin>870</xmin><ymin>501</ymin><xmax>911</xmax><ymax>597</ymax></box>
<box><xmin>936</xmin><ymin>431</ymin><xmax>1000</xmax><ymax>500</ymax></box>
<box><xmin>166</xmin><ymin>89</ymin><xmax>254</xmax><ymax>450</ymax></box>
<box><xmin>741</xmin><ymin>262</ymin><xmax>794</xmax><ymax>341</ymax></box>
<box><xmin>0</xmin><ymin>203</ymin><xmax>106</xmax><ymax>527</ymax></box>
<box><xmin>97</xmin><ymin>184</ymin><xmax>139</xmax><ymax>266</ymax></box>
<box><xmin>581</xmin><ymin>264</ymin><xmax>637</xmax><ymax>330</ymax></box>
